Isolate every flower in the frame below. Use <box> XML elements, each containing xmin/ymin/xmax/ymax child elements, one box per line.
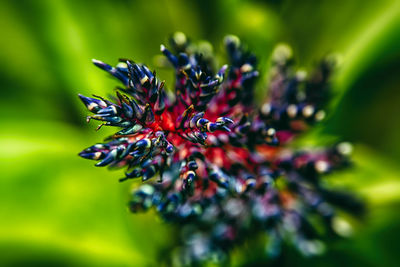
<box><xmin>78</xmin><ymin>33</ymin><xmax>363</xmax><ymax>264</ymax></box>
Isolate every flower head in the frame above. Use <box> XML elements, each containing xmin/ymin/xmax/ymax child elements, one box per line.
<box><xmin>79</xmin><ymin>33</ymin><xmax>363</xmax><ymax>264</ymax></box>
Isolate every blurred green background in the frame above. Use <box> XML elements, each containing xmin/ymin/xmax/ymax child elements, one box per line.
<box><xmin>1</xmin><ymin>0</ymin><xmax>400</xmax><ymax>266</ymax></box>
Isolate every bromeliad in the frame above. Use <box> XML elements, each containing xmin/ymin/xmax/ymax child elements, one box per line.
<box><xmin>78</xmin><ymin>33</ymin><xmax>363</xmax><ymax>264</ymax></box>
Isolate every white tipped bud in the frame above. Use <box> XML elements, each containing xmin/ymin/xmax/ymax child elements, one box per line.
<box><xmin>287</xmin><ymin>104</ymin><xmax>298</xmax><ymax>118</ymax></box>
<box><xmin>173</xmin><ymin>32</ymin><xmax>187</xmax><ymax>45</ymax></box>
<box><xmin>302</xmin><ymin>105</ymin><xmax>314</xmax><ymax>118</ymax></box>
<box><xmin>267</xmin><ymin>128</ymin><xmax>276</xmax><ymax>137</ymax></box>
<box><xmin>315</xmin><ymin>110</ymin><xmax>326</xmax><ymax>121</ymax></box>
<box><xmin>337</xmin><ymin>142</ymin><xmax>353</xmax><ymax>156</ymax></box>
<box><xmin>261</xmin><ymin>103</ymin><xmax>271</xmax><ymax>115</ymax></box>
<box><xmin>240</xmin><ymin>63</ymin><xmax>253</xmax><ymax>73</ymax></box>
<box><xmin>273</xmin><ymin>43</ymin><xmax>293</xmax><ymax>64</ymax></box>
<box><xmin>224</xmin><ymin>35</ymin><xmax>240</xmax><ymax>47</ymax></box>
<box><xmin>296</xmin><ymin>70</ymin><xmax>307</xmax><ymax>81</ymax></box>
<box><xmin>332</xmin><ymin>217</ymin><xmax>353</xmax><ymax>237</ymax></box>
<box><xmin>315</xmin><ymin>160</ymin><xmax>329</xmax><ymax>173</ymax></box>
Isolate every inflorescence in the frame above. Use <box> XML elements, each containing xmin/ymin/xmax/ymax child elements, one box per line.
<box><xmin>78</xmin><ymin>33</ymin><xmax>363</xmax><ymax>264</ymax></box>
